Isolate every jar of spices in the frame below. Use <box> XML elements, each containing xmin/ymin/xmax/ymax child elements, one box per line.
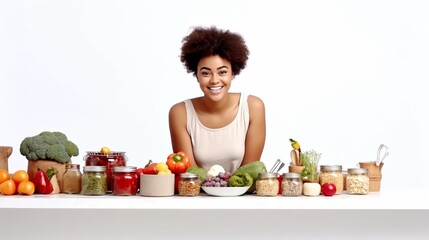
<box><xmin>319</xmin><ymin>165</ymin><xmax>343</xmax><ymax>194</ymax></box>
<box><xmin>256</xmin><ymin>172</ymin><xmax>279</xmax><ymax>196</ymax></box>
<box><xmin>62</xmin><ymin>163</ymin><xmax>82</xmax><ymax>194</ymax></box>
<box><xmin>81</xmin><ymin>166</ymin><xmax>107</xmax><ymax>195</ymax></box>
<box><xmin>178</xmin><ymin>173</ymin><xmax>201</xmax><ymax>196</ymax></box>
<box><xmin>347</xmin><ymin>168</ymin><xmax>370</xmax><ymax>195</ymax></box>
<box><xmin>282</xmin><ymin>172</ymin><xmax>303</xmax><ymax>196</ymax></box>
<box><xmin>113</xmin><ymin>166</ymin><xmax>138</xmax><ymax>196</ymax></box>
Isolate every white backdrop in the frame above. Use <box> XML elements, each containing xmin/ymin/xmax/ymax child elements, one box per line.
<box><xmin>1</xmin><ymin>0</ymin><xmax>428</xmax><ymax>188</ymax></box>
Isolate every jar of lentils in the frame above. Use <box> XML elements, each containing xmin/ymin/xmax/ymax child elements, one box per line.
<box><xmin>178</xmin><ymin>173</ymin><xmax>201</xmax><ymax>196</ymax></box>
<box><xmin>256</xmin><ymin>172</ymin><xmax>279</xmax><ymax>196</ymax></box>
<box><xmin>282</xmin><ymin>172</ymin><xmax>303</xmax><ymax>196</ymax></box>
<box><xmin>346</xmin><ymin>168</ymin><xmax>370</xmax><ymax>195</ymax></box>
<box><xmin>113</xmin><ymin>166</ymin><xmax>138</xmax><ymax>196</ymax></box>
<box><xmin>319</xmin><ymin>165</ymin><xmax>343</xmax><ymax>194</ymax></box>
<box><xmin>81</xmin><ymin>166</ymin><xmax>107</xmax><ymax>195</ymax></box>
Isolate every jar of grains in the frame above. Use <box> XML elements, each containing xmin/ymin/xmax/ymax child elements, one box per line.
<box><xmin>346</xmin><ymin>168</ymin><xmax>370</xmax><ymax>195</ymax></box>
<box><xmin>62</xmin><ymin>163</ymin><xmax>82</xmax><ymax>194</ymax></box>
<box><xmin>178</xmin><ymin>173</ymin><xmax>201</xmax><ymax>196</ymax></box>
<box><xmin>81</xmin><ymin>166</ymin><xmax>107</xmax><ymax>195</ymax></box>
<box><xmin>282</xmin><ymin>172</ymin><xmax>303</xmax><ymax>196</ymax></box>
<box><xmin>113</xmin><ymin>166</ymin><xmax>138</xmax><ymax>196</ymax></box>
<box><xmin>256</xmin><ymin>172</ymin><xmax>279</xmax><ymax>196</ymax></box>
<box><xmin>319</xmin><ymin>165</ymin><xmax>343</xmax><ymax>194</ymax></box>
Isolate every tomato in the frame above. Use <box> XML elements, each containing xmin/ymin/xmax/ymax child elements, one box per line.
<box><xmin>18</xmin><ymin>180</ymin><xmax>35</xmax><ymax>195</ymax></box>
<box><xmin>0</xmin><ymin>179</ymin><xmax>16</xmax><ymax>195</ymax></box>
<box><xmin>12</xmin><ymin>170</ymin><xmax>29</xmax><ymax>187</ymax></box>
<box><xmin>0</xmin><ymin>169</ymin><xmax>10</xmax><ymax>184</ymax></box>
<box><xmin>321</xmin><ymin>183</ymin><xmax>336</xmax><ymax>196</ymax></box>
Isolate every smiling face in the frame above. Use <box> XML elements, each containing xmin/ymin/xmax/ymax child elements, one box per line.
<box><xmin>197</xmin><ymin>55</ymin><xmax>234</xmax><ymax>101</ymax></box>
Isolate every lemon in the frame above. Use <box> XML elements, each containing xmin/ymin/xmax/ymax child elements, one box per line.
<box><xmin>100</xmin><ymin>146</ymin><xmax>111</xmax><ymax>154</ymax></box>
<box><xmin>156</xmin><ymin>162</ymin><xmax>169</xmax><ymax>173</ymax></box>
<box><xmin>158</xmin><ymin>169</ymin><xmax>172</xmax><ymax>175</ymax></box>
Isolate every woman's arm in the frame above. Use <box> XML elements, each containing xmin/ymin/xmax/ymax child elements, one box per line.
<box><xmin>241</xmin><ymin>95</ymin><xmax>266</xmax><ymax>166</ymax></box>
<box><xmin>168</xmin><ymin>102</ymin><xmax>198</xmax><ymax>167</ymax></box>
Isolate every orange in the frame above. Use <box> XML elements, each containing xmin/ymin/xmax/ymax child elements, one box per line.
<box><xmin>0</xmin><ymin>179</ymin><xmax>16</xmax><ymax>195</ymax></box>
<box><xmin>0</xmin><ymin>169</ymin><xmax>10</xmax><ymax>184</ymax></box>
<box><xmin>17</xmin><ymin>180</ymin><xmax>35</xmax><ymax>195</ymax></box>
<box><xmin>12</xmin><ymin>170</ymin><xmax>29</xmax><ymax>186</ymax></box>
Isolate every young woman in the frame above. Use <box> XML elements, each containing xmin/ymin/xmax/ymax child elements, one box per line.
<box><xmin>169</xmin><ymin>26</ymin><xmax>266</xmax><ymax>173</ymax></box>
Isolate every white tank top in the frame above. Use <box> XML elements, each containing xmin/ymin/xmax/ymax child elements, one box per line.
<box><xmin>184</xmin><ymin>93</ymin><xmax>250</xmax><ymax>173</ymax></box>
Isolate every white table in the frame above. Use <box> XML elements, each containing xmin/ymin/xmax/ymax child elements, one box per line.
<box><xmin>1</xmin><ymin>188</ymin><xmax>428</xmax><ymax>239</ymax></box>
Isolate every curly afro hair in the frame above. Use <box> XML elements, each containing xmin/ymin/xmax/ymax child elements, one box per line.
<box><xmin>180</xmin><ymin>26</ymin><xmax>249</xmax><ymax>76</ymax></box>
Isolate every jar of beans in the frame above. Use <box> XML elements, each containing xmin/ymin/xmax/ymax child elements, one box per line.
<box><xmin>81</xmin><ymin>166</ymin><xmax>107</xmax><ymax>195</ymax></box>
<box><xmin>346</xmin><ymin>168</ymin><xmax>369</xmax><ymax>195</ymax></box>
<box><xmin>113</xmin><ymin>166</ymin><xmax>138</xmax><ymax>196</ymax></box>
<box><xmin>178</xmin><ymin>173</ymin><xmax>201</xmax><ymax>196</ymax></box>
<box><xmin>256</xmin><ymin>172</ymin><xmax>279</xmax><ymax>196</ymax></box>
<box><xmin>319</xmin><ymin>165</ymin><xmax>343</xmax><ymax>194</ymax></box>
<box><xmin>282</xmin><ymin>172</ymin><xmax>302</xmax><ymax>196</ymax></box>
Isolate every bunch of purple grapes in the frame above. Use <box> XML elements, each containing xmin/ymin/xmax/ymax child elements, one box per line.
<box><xmin>203</xmin><ymin>172</ymin><xmax>232</xmax><ymax>187</ymax></box>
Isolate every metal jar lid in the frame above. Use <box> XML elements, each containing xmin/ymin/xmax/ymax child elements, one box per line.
<box><xmin>258</xmin><ymin>172</ymin><xmax>278</xmax><ymax>179</ymax></box>
<box><xmin>283</xmin><ymin>172</ymin><xmax>301</xmax><ymax>179</ymax></box>
<box><xmin>113</xmin><ymin>166</ymin><xmax>137</xmax><ymax>173</ymax></box>
<box><xmin>348</xmin><ymin>168</ymin><xmax>368</xmax><ymax>174</ymax></box>
<box><xmin>320</xmin><ymin>165</ymin><xmax>342</xmax><ymax>171</ymax></box>
<box><xmin>180</xmin><ymin>173</ymin><xmax>198</xmax><ymax>179</ymax></box>
<box><xmin>83</xmin><ymin>166</ymin><xmax>106</xmax><ymax>172</ymax></box>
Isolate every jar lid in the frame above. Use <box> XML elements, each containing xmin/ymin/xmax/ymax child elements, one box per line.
<box><xmin>258</xmin><ymin>172</ymin><xmax>278</xmax><ymax>178</ymax></box>
<box><xmin>113</xmin><ymin>166</ymin><xmax>137</xmax><ymax>173</ymax></box>
<box><xmin>320</xmin><ymin>165</ymin><xmax>342</xmax><ymax>171</ymax></box>
<box><xmin>66</xmin><ymin>163</ymin><xmax>80</xmax><ymax>169</ymax></box>
<box><xmin>348</xmin><ymin>168</ymin><xmax>368</xmax><ymax>174</ymax></box>
<box><xmin>180</xmin><ymin>173</ymin><xmax>198</xmax><ymax>179</ymax></box>
<box><xmin>83</xmin><ymin>166</ymin><xmax>106</xmax><ymax>172</ymax></box>
<box><xmin>283</xmin><ymin>172</ymin><xmax>301</xmax><ymax>178</ymax></box>
<box><xmin>85</xmin><ymin>151</ymin><xmax>127</xmax><ymax>157</ymax></box>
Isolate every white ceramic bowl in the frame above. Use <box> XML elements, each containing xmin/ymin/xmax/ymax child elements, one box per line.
<box><xmin>140</xmin><ymin>173</ymin><xmax>175</xmax><ymax>197</ymax></box>
<box><xmin>201</xmin><ymin>186</ymin><xmax>250</xmax><ymax>197</ymax></box>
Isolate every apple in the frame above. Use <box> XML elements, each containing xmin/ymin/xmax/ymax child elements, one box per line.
<box><xmin>321</xmin><ymin>183</ymin><xmax>336</xmax><ymax>196</ymax></box>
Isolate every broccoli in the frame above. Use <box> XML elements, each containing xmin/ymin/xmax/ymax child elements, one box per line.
<box><xmin>20</xmin><ymin>131</ymin><xmax>79</xmax><ymax>163</ymax></box>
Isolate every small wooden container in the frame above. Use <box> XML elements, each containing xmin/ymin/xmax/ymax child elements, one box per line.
<box><xmin>359</xmin><ymin>161</ymin><xmax>384</xmax><ymax>192</ymax></box>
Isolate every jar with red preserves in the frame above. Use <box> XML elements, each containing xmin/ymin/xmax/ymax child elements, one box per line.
<box><xmin>83</xmin><ymin>151</ymin><xmax>127</xmax><ymax>192</ymax></box>
<box><xmin>113</xmin><ymin>166</ymin><xmax>138</xmax><ymax>196</ymax></box>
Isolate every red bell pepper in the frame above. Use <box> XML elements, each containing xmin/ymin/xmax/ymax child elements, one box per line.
<box><xmin>33</xmin><ymin>169</ymin><xmax>54</xmax><ymax>194</ymax></box>
<box><xmin>166</xmin><ymin>151</ymin><xmax>190</xmax><ymax>174</ymax></box>
<box><xmin>142</xmin><ymin>160</ymin><xmax>158</xmax><ymax>174</ymax></box>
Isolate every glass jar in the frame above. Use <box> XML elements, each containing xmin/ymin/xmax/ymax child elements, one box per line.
<box><xmin>62</xmin><ymin>163</ymin><xmax>82</xmax><ymax>194</ymax></box>
<box><xmin>346</xmin><ymin>168</ymin><xmax>370</xmax><ymax>195</ymax></box>
<box><xmin>81</xmin><ymin>166</ymin><xmax>107</xmax><ymax>195</ymax></box>
<box><xmin>113</xmin><ymin>166</ymin><xmax>138</xmax><ymax>196</ymax></box>
<box><xmin>256</xmin><ymin>172</ymin><xmax>279</xmax><ymax>196</ymax></box>
<box><xmin>319</xmin><ymin>165</ymin><xmax>343</xmax><ymax>194</ymax></box>
<box><xmin>282</xmin><ymin>172</ymin><xmax>303</xmax><ymax>196</ymax></box>
<box><xmin>83</xmin><ymin>151</ymin><xmax>127</xmax><ymax>192</ymax></box>
<box><xmin>178</xmin><ymin>173</ymin><xmax>201</xmax><ymax>196</ymax></box>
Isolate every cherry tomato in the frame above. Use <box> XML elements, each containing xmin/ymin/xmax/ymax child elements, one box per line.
<box><xmin>321</xmin><ymin>183</ymin><xmax>336</xmax><ymax>196</ymax></box>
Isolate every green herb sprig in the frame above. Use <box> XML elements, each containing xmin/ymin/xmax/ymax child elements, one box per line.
<box><xmin>300</xmin><ymin>149</ymin><xmax>322</xmax><ymax>182</ymax></box>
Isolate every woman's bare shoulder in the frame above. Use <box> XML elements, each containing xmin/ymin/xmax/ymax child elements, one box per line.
<box><xmin>169</xmin><ymin>101</ymin><xmax>186</xmax><ymax>116</ymax></box>
<box><xmin>247</xmin><ymin>94</ymin><xmax>265</xmax><ymax>110</ymax></box>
